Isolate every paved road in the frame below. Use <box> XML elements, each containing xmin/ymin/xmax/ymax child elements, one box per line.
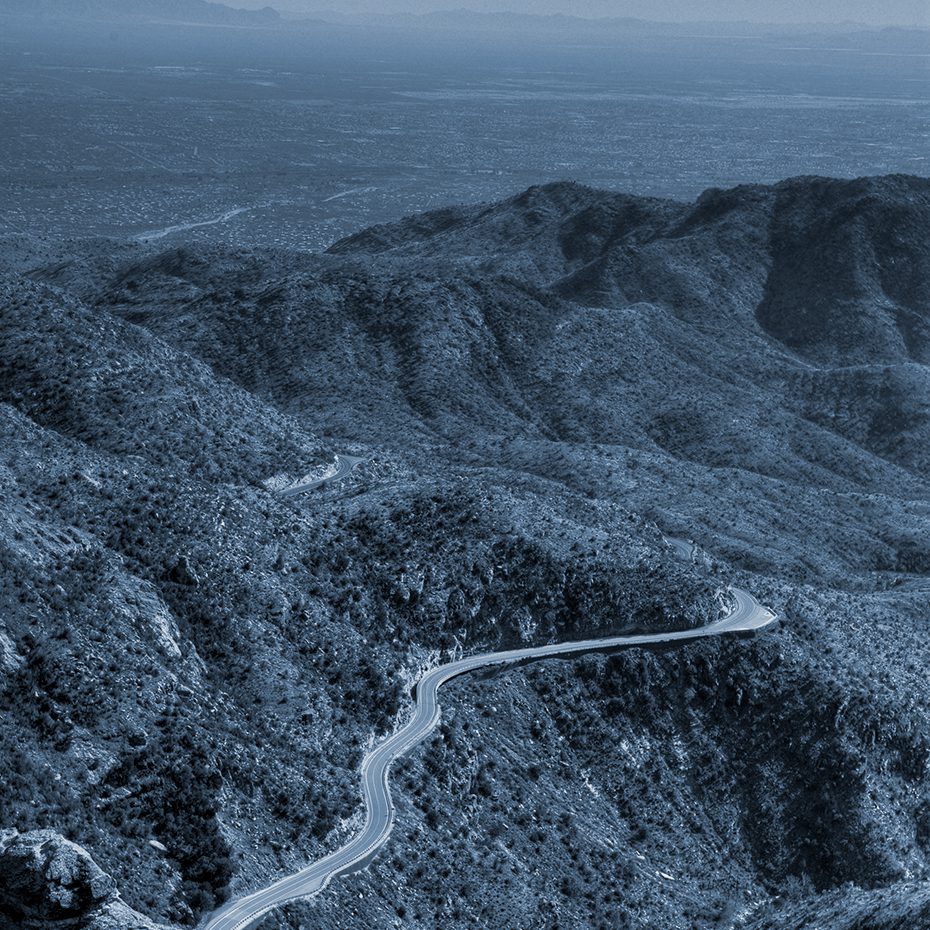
<box><xmin>203</xmin><ymin>587</ymin><xmax>776</xmax><ymax>930</ymax></box>
<box><xmin>665</xmin><ymin>537</ymin><xmax>698</xmax><ymax>563</ymax></box>
<box><xmin>279</xmin><ymin>455</ymin><xmax>364</xmax><ymax>497</ymax></box>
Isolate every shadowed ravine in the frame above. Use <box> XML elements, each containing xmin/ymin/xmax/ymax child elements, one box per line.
<box><xmin>204</xmin><ymin>587</ymin><xmax>776</xmax><ymax>930</ymax></box>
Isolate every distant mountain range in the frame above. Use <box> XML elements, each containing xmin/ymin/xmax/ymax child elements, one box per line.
<box><xmin>4</xmin><ymin>0</ymin><xmax>927</xmax><ymax>39</ymax></box>
<box><xmin>328</xmin><ymin>9</ymin><xmax>930</xmax><ymax>49</ymax></box>
<box><xmin>238</xmin><ymin>0</ymin><xmax>929</xmax><ymax>29</ymax></box>
<box><xmin>0</xmin><ymin>0</ymin><xmax>280</xmax><ymax>25</ymax></box>
<box><xmin>303</xmin><ymin>7</ymin><xmax>880</xmax><ymax>31</ymax></box>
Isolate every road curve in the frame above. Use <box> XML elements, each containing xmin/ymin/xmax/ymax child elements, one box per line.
<box><xmin>665</xmin><ymin>537</ymin><xmax>697</xmax><ymax>563</ymax></box>
<box><xmin>203</xmin><ymin>587</ymin><xmax>776</xmax><ymax>930</ymax></box>
<box><xmin>279</xmin><ymin>455</ymin><xmax>364</xmax><ymax>497</ymax></box>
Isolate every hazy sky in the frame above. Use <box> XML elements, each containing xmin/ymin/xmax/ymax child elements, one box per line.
<box><xmin>234</xmin><ymin>0</ymin><xmax>930</xmax><ymax>27</ymax></box>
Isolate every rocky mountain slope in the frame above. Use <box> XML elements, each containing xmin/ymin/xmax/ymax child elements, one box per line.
<box><xmin>1</xmin><ymin>174</ymin><xmax>929</xmax><ymax>930</ymax></box>
<box><xmin>74</xmin><ymin>174</ymin><xmax>930</xmax><ymax>584</ymax></box>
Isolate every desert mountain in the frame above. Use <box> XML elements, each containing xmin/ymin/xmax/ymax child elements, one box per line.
<box><xmin>2</xmin><ymin>175</ymin><xmax>930</xmax><ymax>930</ymax></box>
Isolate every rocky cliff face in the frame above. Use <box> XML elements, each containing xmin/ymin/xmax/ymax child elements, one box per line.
<box><xmin>1</xmin><ymin>175</ymin><xmax>929</xmax><ymax>930</ymax></box>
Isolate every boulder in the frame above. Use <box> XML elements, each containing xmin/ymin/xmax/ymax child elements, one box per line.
<box><xmin>0</xmin><ymin>829</ymin><xmax>116</xmax><ymax>927</ymax></box>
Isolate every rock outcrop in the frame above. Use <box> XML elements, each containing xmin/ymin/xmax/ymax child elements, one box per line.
<box><xmin>0</xmin><ymin>830</ymin><xmax>169</xmax><ymax>930</ymax></box>
<box><xmin>0</xmin><ymin>829</ymin><xmax>114</xmax><ymax>926</ymax></box>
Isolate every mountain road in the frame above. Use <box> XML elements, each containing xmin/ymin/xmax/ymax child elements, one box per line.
<box><xmin>203</xmin><ymin>584</ymin><xmax>776</xmax><ymax>930</ymax></box>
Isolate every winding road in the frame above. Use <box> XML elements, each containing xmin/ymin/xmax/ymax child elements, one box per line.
<box><xmin>203</xmin><ymin>585</ymin><xmax>776</xmax><ymax>930</ymax></box>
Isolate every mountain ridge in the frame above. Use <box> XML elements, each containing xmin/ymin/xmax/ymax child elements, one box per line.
<box><xmin>3</xmin><ymin>173</ymin><xmax>930</xmax><ymax>930</ymax></box>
